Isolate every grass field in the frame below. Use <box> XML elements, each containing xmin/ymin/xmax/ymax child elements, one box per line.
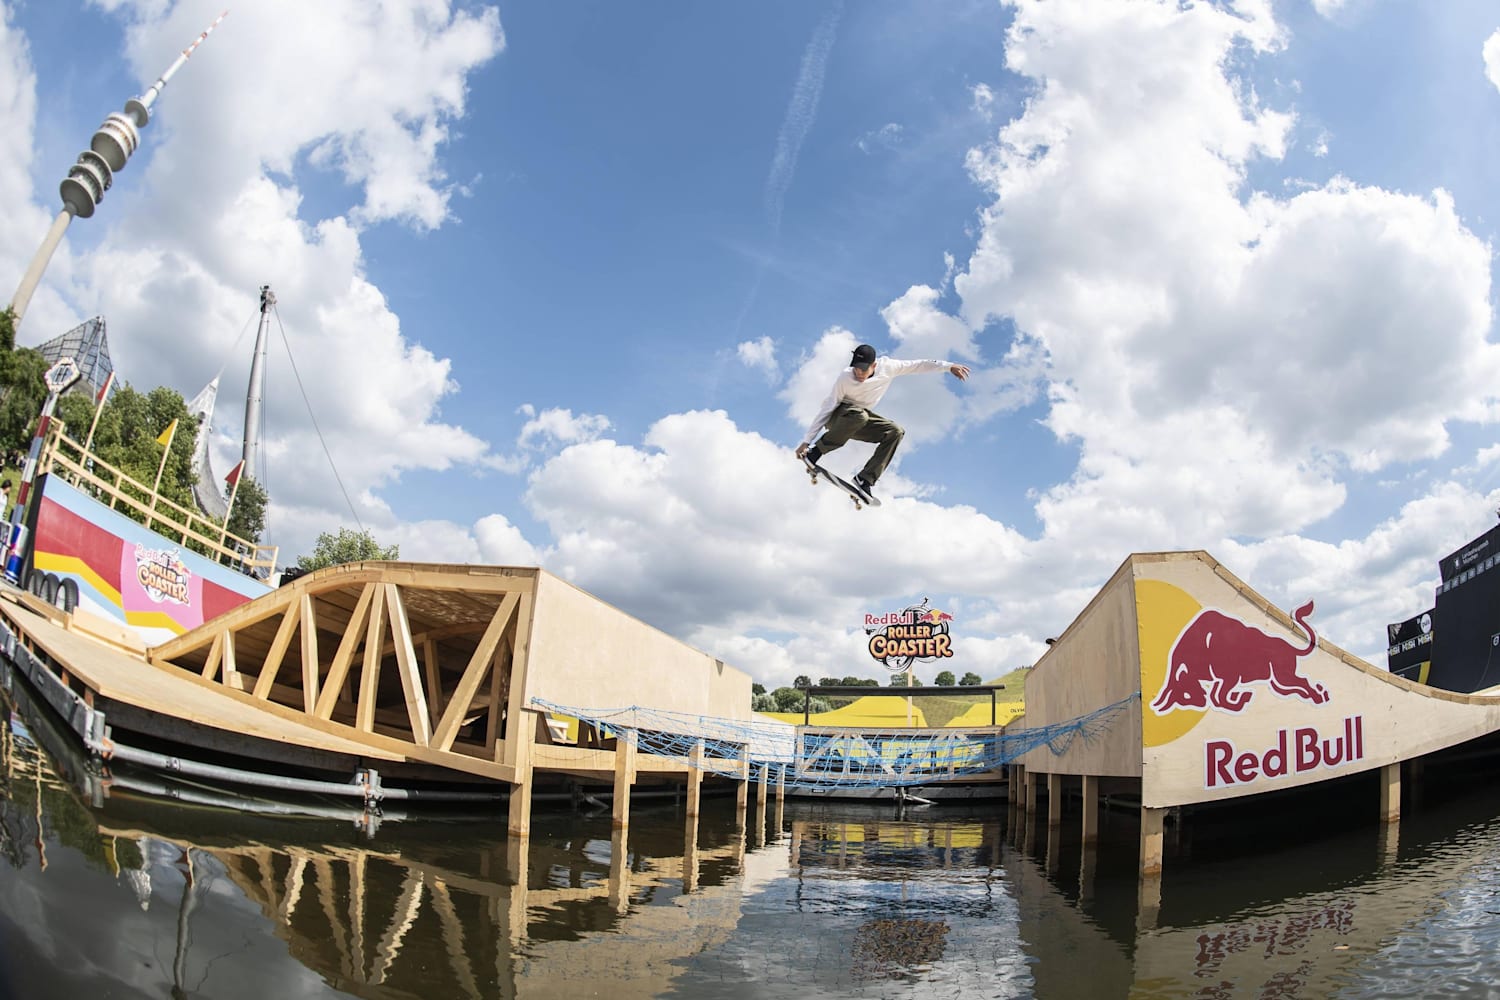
<box><xmin>759</xmin><ymin>666</ymin><xmax>1029</xmax><ymax>728</ymax></box>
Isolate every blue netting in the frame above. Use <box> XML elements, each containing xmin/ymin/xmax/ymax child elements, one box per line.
<box><xmin>530</xmin><ymin>694</ymin><xmax>1139</xmax><ymax>792</ymax></box>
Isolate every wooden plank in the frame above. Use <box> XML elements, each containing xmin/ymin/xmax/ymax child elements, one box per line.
<box><xmin>431</xmin><ymin>592</ymin><xmax>519</xmax><ymax>752</ymax></box>
<box><xmin>484</xmin><ymin>635</ymin><xmax>510</xmax><ymax>754</ymax></box>
<box><xmin>315</xmin><ymin>583</ymin><xmax>376</xmax><ymax>720</ymax></box>
<box><xmin>385</xmin><ymin>584</ymin><xmax>432</xmax><ymax>747</ymax></box>
<box><xmin>222</xmin><ymin>629</ymin><xmax>243</xmax><ymax>691</ymax></box>
<box><xmin>253</xmin><ymin>601</ymin><xmax>303</xmax><ymax>701</ymax></box>
<box><xmin>356</xmin><ymin>588</ymin><xmax>388</xmax><ymax>733</ymax></box>
<box><xmin>423</xmin><ymin>637</ymin><xmax>442</xmax><ymax>720</ymax></box>
<box><xmin>501</xmin><ymin>593</ymin><xmax>536</xmax><ymax>767</ymax></box>
<box><xmin>201</xmin><ymin>631</ymin><xmax>224</xmax><ymax>682</ymax></box>
<box><xmin>300</xmin><ymin>593</ymin><xmax>320</xmax><ymax>714</ymax></box>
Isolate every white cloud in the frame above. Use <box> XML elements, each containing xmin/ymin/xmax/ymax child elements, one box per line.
<box><xmin>971</xmin><ymin>82</ymin><xmax>995</xmax><ymax>120</ymax></box>
<box><xmin>519</xmin><ymin>408</ymin><xmax>1037</xmax><ymax>685</ymax></box>
<box><xmin>736</xmin><ymin>336</ymin><xmax>779</xmax><ymax>380</ymax></box>
<box><xmin>1486</xmin><ymin>29</ymin><xmax>1500</xmax><ymax>93</ymax></box>
<box><xmin>855</xmin><ymin>122</ymin><xmax>903</xmax><ymax>154</ymax></box>
<box><xmin>934</xmin><ymin>0</ymin><xmax>1496</xmax><ymax>559</ymax></box>
<box><xmin>764</xmin><ymin>0</ymin><xmax>842</xmax><ymax>232</ymax></box>
<box><xmin>516</xmin><ymin>405</ymin><xmax>611</xmax><ymax>452</ymax></box>
<box><xmin>4</xmin><ymin>1</ymin><xmax>506</xmax><ymax>563</ymax></box>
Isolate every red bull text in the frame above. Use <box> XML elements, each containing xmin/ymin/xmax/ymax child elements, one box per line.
<box><xmin>1204</xmin><ymin>716</ymin><xmax>1364</xmax><ymax>788</ymax></box>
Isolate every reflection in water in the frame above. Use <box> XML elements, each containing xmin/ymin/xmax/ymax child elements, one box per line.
<box><xmin>4</xmin><ymin>682</ymin><xmax>1500</xmax><ymax>998</ymax></box>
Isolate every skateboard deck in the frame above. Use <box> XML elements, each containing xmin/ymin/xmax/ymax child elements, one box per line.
<box><xmin>803</xmin><ymin>459</ymin><xmax>881</xmax><ymax>509</ymax></box>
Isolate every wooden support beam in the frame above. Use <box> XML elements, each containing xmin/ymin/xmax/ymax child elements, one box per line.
<box><xmin>685</xmin><ymin>741</ymin><xmax>704</xmax><ymax>818</ymax></box>
<box><xmin>315</xmin><ymin>583</ymin><xmax>376</xmax><ymax>720</ymax></box>
<box><xmin>221</xmin><ymin>629</ymin><xmax>242</xmax><ymax>691</ymax></box>
<box><xmin>1048</xmin><ymin>773</ymin><xmax>1063</xmax><ymax>827</ymax></box>
<box><xmin>431</xmin><ymin>592</ymin><xmax>519</xmax><ymax>752</ymax></box>
<box><xmin>356</xmin><ymin>587</ymin><xmax>388</xmax><ymax>733</ymax></box>
<box><xmin>501</xmin><ymin>593</ymin><xmax>536</xmax><ymax>767</ymax></box>
<box><xmin>507</xmin><ymin>710</ymin><xmax>535</xmax><ymax>837</ymax></box>
<box><xmin>612</xmin><ymin>729</ymin><xmax>637</xmax><ymax>830</ymax></box>
<box><xmin>300</xmin><ymin>593</ymin><xmax>319</xmax><ymax>714</ymax></box>
<box><xmin>253</xmin><ymin>600</ymin><xmax>302</xmax><ymax>701</ymax></box>
<box><xmin>1141</xmin><ymin>805</ymin><xmax>1167</xmax><ymax>877</ymax></box>
<box><xmin>422</xmin><ymin>638</ymin><xmax>441</xmax><ymax>719</ymax></box>
<box><xmin>485</xmin><ymin>636</ymin><xmax>510</xmax><ymax>755</ymax></box>
<box><xmin>1380</xmin><ymin>761</ymin><xmax>1401</xmax><ymax>824</ymax></box>
<box><xmin>384</xmin><ymin>584</ymin><xmax>432</xmax><ymax>747</ymax></box>
<box><xmin>202</xmin><ymin>631</ymin><xmax>224</xmax><ymax>681</ymax></box>
<box><xmin>1081</xmin><ymin>774</ymin><xmax>1099</xmax><ymax>844</ymax></box>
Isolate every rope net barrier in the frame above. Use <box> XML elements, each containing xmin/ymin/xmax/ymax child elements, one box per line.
<box><xmin>529</xmin><ymin>694</ymin><xmax>1139</xmax><ymax>792</ymax></box>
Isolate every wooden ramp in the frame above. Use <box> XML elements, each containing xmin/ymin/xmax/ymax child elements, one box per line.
<box><xmin>0</xmin><ymin>561</ymin><xmax>755</xmax><ymax>813</ymax></box>
<box><xmin>1010</xmin><ymin>551</ymin><xmax>1500</xmax><ymax>874</ymax></box>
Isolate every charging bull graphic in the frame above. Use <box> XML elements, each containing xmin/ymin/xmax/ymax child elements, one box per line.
<box><xmin>1151</xmin><ymin>600</ymin><xmax>1327</xmax><ymax>714</ymax></box>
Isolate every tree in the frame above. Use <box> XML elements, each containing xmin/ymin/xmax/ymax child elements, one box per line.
<box><xmin>296</xmin><ymin>527</ymin><xmax>399</xmax><ymax>572</ymax></box>
<box><xmin>771</xmin><ymin>686</ymin><xmax>805</xmax><ymax>712</ymax></box>
<box><xmin>934</xmin><ymin>670</ymin><xmax>956</xmax><ymax>686</ymax></box>
<box><xmin>889</xmin><ymin>672</ymin><xmax>919</xmax><ymax>686</ymax></box>
<box><xmin>0</xmin><ymin>308</ymin><xmax>49</xmax><ymax>456</ymax></box>
<box><xmin>792</xmin><ymin>674</ymin><xmax>811</xmax><ymax>689</ymax></box>
<box><xmin>752</xmin><ymin>682</ymin><xmax>765</xmax><ymax>696</ymax></box>
<box><xmin>225</xmin><ymin>476</ymin><xmax>269</xmax><ymax>543</ymax></box>
<box><xmin>960</xmin><ymin>672</ymin><xmax>983</xmax><ymax>686</ymax></box>
<box><xmin>53</xmin><ymin>383</ymin><xmax>196</xmax><ymax>523</ymax></box>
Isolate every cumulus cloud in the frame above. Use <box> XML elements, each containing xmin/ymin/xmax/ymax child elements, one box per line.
<box><xmin>736</xmin><ymin>336</ymin><xmax>780</xmax><ymax>381</ymax></box>
<box><xmin>516</xmin><ymin>404</ymin><xmax>612</xmax><ymax>452</ymax></box>
<box><xmin>4</xmin><ymin>0</ymin><xmax>506</xmax><ymax>561</ymax></box>
<box><xmin>1486</xmin><ymin>29</ymin><xmax>1500</xmax><ymax>93</ymax></box>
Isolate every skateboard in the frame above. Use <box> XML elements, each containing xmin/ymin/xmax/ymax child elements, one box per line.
<box><xmin>803</xmin><ymin>458</ymin><xmax>881</xmax><ymax>509</ymax></box>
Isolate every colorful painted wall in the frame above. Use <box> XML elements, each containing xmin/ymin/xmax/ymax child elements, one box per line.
<box><xmin>28</xmin><ymin>475</ymin><xmax>270</xmax><ymax>646</ymax></box>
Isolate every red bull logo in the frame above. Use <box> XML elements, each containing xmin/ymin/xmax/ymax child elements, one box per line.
<box><xmin>1151</xmin><ymin>600</ymin><xmax>1327</xmax><ymax>715</ymax></box>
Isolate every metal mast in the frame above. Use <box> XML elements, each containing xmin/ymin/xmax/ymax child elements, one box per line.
<box><xmin>8</xmin><ymin>11</ymin><xmax>229</xmax><ymax>331</ymax></box>
<box><xmin>242</xmin><ymin>284</ymin><xmax>273</xmax><ymax>475</ymax></box>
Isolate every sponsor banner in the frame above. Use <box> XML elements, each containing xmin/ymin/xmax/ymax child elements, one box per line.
<box><xmin>1138</xmin><ymin>578</ymin><xmax>1373</xmax><ymax>802</ymax></box>
<box><xmin>864</xmin><ymin>600</ymin><xmax>955</xmax><ymax>672</ymax></box>
<box><xmin>1385</xmin><ymin>609</ymin><xmax>1432</xmax><ymax>678</ymax></box>
<box><xmin>30</xmin><ymin>475</ymin><xmax>269</xmax><ymax>643</ymax></box>
<box><xmin>1438</xmin><ymin>523</ymin><xmax>1500</xmax><ymax>582</ymax></box>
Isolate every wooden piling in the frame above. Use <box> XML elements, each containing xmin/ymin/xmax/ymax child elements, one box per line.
<box><xmin>612</xmin><ymin>728</ymin><xmax>637</xmax><ymax>830</ymax></box>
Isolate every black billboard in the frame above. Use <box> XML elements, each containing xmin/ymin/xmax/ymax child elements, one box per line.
<box><xmin>1438</xmin><ymin>523</ymin><xmax>1500</xmax><ymax>582</ymax></box>
<box><xmin>1385</xmin><ymin>609</ymin><xmax>1433</xmax><ymax>683</ymax></box>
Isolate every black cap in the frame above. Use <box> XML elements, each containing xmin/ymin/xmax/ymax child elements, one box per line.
<box><xmin>851</xmin><ymin>344</ymin><xmax>877</xmax><ymax>370</ymax></box>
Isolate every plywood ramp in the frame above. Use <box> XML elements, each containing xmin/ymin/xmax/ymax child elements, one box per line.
<box><xmin>1016</xmin><ymin>551</ymin><xmax>1500</xmax><ymax>810</ymax></box>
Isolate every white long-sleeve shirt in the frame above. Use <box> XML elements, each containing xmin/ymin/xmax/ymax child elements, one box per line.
<box><xmin>800</xmin><ymin>357</ymin><xmax>954</xmax><ymax>446</ymax></box>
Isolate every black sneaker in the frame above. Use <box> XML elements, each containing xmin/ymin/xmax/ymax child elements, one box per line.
<box><xmin>853</xmin><ymin>474</ymin><xmax>876</xmax><ymax>499</ymax></box>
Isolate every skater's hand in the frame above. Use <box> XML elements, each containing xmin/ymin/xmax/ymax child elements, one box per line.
<box><xmin>796</xmin><ymin>443</ymin><xmax>808</xmax><ymax>459</ymax></box>
<box><xmin>949</xmin><ymin>364</ymin><xmax>971</xmax><ymax>381</ymax></box>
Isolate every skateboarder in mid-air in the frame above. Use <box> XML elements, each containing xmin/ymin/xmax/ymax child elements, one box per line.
<box><xmin>796</xmin><ymin>344</ymin><xmax>971</xmax><ymax>501</ymax></box>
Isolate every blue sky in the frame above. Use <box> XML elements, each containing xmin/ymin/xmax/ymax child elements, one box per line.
<box><xmin>3</xmin><ymin>0</ymin><xmax>1500</xmax><ymax>691</ymax></box>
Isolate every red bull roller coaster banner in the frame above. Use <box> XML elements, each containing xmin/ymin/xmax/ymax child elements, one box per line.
<box><xmin>1137</xmin><ymin>579</ymin><xmax>1364</xmax><ymax>796</ymax></box>
<box><xmin>865</xmin><ymin>599</ymin><xmax>955</xmax><ymax>670</ymax></box>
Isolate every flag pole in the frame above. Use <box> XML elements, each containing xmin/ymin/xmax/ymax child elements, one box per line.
<box><xmin>218</xmin><ymin>460</ymin><xmax>245</xmax><ymax>545</ymax></box>
<box><xmin>149</xmin><ymin>419</ymin><xmax>178</xmax><ymax>524</ymax></box>
<box><xmin>82</xmin><ymin>371</ymin><xmax>115</xmax><ymax>456</ymax></box>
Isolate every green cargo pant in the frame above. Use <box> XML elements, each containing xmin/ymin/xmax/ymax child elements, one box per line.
<box><xmin>815</xmin><ymin>403</ymin><xmax>904</xmax><ymax>484</ymax></box>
